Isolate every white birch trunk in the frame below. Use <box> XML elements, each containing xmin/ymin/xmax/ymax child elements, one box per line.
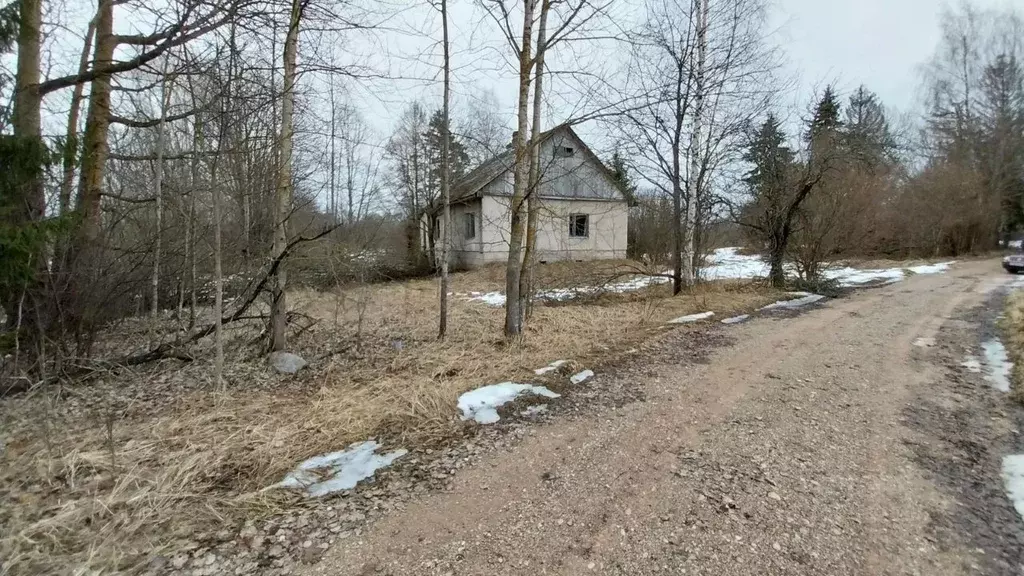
<box><xmin>682</xmin><ymin>0</ymin><xmax>708</xmax><ymax>287</ymax></box>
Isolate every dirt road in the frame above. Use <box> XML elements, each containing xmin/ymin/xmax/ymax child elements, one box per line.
<box><xmin>308</xmin><ymin>259</ymin><xmax>1024</xmax><ymax>576</ymax></box>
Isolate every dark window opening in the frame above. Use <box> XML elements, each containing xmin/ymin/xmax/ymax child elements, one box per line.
<box><xmin>569</xmin><ymin>213</ymin><xmax>589</xmax><ymax>238</ymax></box>
<box><xmin>464</xmin><ymin>212</ymin><xmax>476</xmax><ymax>239</ymax></box>
<box><xmin>554</xmin><ymin>145</ymin><xmax>575</xmax><ymax>158</ymax></box>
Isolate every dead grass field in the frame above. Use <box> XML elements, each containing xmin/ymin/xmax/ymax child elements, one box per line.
<box><xmin>1002</xmin><ymin>289</ymin><xmax>1024</xmax><ymax>405</ymax></box>
<box><xmin>0</xmin><ymin>261</ymin><xmax>784</xmax><ymax>575</ymax></box>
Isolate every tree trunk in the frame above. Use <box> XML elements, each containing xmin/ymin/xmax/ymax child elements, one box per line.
<box><xmin>188</xmin><ymin>117</ymin><xmax>201</xmax><ymax>331</ymax></box>
<box><xmin>768</xmin><ymin>235</ymin><xmax>786</xmax><ymax>288</ymax></box>
<box><xmin>59</xmin><ymin>18</ymin><xmax>96</xmax><ymax>216</ymax></box>
<box><xmin>682</xmin><ymin>0</ymin><xmax>708</xmax><ymax>288</ymax></box>
<box><xmin>211</xmin><ymin>21</ymin><xmax>238</xmax><ymax>389</ymax></box>
<box><xmin>212</xmin><ymin>153</ymin><xmax>225</xmax><ymax>388</ymax></box>
<box><xmin>346</xmin><ymin>136</ymin><xmax>355</xmax><ymax>224</ymax></box>
<box><xmin>7</xmin><ymin>0</ymin><xmax>45</xmax><ymax>333</ymax></box>
<box><xmin>671</xmin><ymin>162</ymin><xmax>683</xmax><ymax>295</ymax></box>
<box><xmin>329</xmin><ymin>82</ymin><xmax>337</xmax><ymax>222</ymax></box>
<box><xmin>151</xmin><ymin>59</ymin><xmax>172</xmax><ymax>320</ymax></box>
<box><xmin>77</xmin><ymin>0</ymin><xmax>115</xmax><ymax>244</ymax></box>
<box><xmin>503</xmin><ymin>0</ymin><xmax>536</xmax><ymax>339</ymax></box>
<box><xmin>519</xmin><ymin>0</ymin><xmax>550</xmax><ymax>324</ymax></box>
<box><xmin>270</xmin><ymin>0</ymin><xmax>302</xmax><ymax>352</ymax></box>
<box><xmin>438</xmin><ymin>0</ymin><xmax>451</xmax><ymax>339</ymax></box>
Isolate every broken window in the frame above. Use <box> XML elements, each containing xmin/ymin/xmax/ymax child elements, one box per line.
<box><xmin>464</xmin><ymin>212</ymin><xmax>476</xmax><ymax>239</ymax></box>
<box><xmin>569</xmin><ymin>213</ymin><xmax>589</xmax><ymax>238</ymax></box>
<box><xmin>554</xmin><ymin>145</ymin><xmax>575</xmax><ymax>158</ymax></box>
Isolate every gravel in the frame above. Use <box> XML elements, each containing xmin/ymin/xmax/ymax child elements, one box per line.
<box><xmin>301</xmin><ymin>260</ymin><xmax>1013</xmax><ymax>576</ymax></box>
<box><xmin>141</xmin><ymin>259</ymin><xmax>1024</xmax><ymax>576</ymax></box>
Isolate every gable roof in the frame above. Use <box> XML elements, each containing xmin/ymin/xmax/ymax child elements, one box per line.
<box><xmin>442</xmin><ymin>123</ymin><xmax>630</xmax><ymax>208</ymax></box>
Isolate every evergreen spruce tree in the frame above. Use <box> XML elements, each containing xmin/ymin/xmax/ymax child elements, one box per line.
<box><xmin>424</xmin><ymin>109</ymin><xmax>469</xmax><ymax>198</ymax></box>
<box><xmin>609</xmin><ymin>150</ymin><xmax>636</xmax><ymax>201</ymax></box>
<box><xmin>844</xmin><ymin>85</ymin><xmax>894</xmax><ymax>166</ymax></box>
<box><xmin>806</xmin><ymin>85</ymin><xmax>841</xmax><ymax>147</ymax></box>
<box><xmin>744</xmin><ymin>114</ymin><xmax>792</xmax><ymax>197</ymax></box>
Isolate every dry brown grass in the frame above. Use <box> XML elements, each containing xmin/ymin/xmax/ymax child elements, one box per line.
<box><xmin>0</xmin><ymin>265</ymin><xmax>782</xmax><ymax>575</ymax></box>
<box><xmin>1002</xmin><ymin>290</ymin><xmax>1024</xmax><ymax>405</ymax></box>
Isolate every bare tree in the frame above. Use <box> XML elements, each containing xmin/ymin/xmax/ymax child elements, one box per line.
<box><xmin>59</xmin><ymin>18</ymin><xmax>96</xmax><ymax>216</ymax></box>
<box><xmin>682</xmin><ymin>0</ymin><xmax>707</xmax><ymax>287</ymax></box>
<box><xmin>270</xmin><ymin>0</ymin><xmax>306</xmax><ymax>352</ymax></box>
<box><xmin>460</xmin><ymin>88</ymin><xmax>508</xmax><ymax>166</ymax></box>
<box><xmin>437</xmin><ymin>0</ymin><xmax>453</xmax><ymax>339</ymax></box>
<box><xmin>518</xmin><ymin>0</ymin><xmax>551</xmax><ymax>321</ymax></box>
<box><xmin>387</xmin><ymin>102</ymin><xmax>431</xmax><ymax>267</ymax></box>
<box><xmin>151</xmin><ymin>58</ymin><xmax>173</xmax><ymax>320</ymax></box>
<box><xmin>501</xmin><ymin>0</ymin><xmax>537</xmax><ymax>338</ymax></box>
<box><xmin>616</xmin><ymin>0</ymin><xmax>777</xmax><ymax>292</ymax></box>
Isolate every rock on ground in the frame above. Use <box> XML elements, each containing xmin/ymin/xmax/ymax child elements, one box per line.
<box><xmin>270</xmin><ymin>351</ymin><xmax>307</xmax><ymax>374</ymax></box>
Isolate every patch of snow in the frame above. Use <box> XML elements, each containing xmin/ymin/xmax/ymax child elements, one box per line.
<box><xmin>1009</xmin><ymin>240</ymin><xmax>1023</xmax><ymax>249</ymax></box>
<box><xmin>467</xmin><ymin>273</ymin><xmax>673</xmax><ymax>307</ymax></box>
<box><xmin>962</xmin><ymin>356</ymin><xmax>982</xmax><ymax>373</ymax></box>
<box><xmin>913</xmin><ymin>337</ymin><xmax>936</xmax><ymax>347</ymax></box>
<box><xmin>466</xmin><ymin>249</ymin><xmax>955</xmax><ymax>306</ymax></box>
<box><xmin>721</xmin><ymin>314</ymin><xmax>750</xmax><ymax>324</ymax></box>
<box><xmin>1002</xmin><ymin>455</ymin><xmax>1024</xmax><ymax>521</ymax></box>
<box><xmin>467</xmin><ymin>291</ymin><xmax>507</xmax><ymax>306</ymax></box>
<box><xmin>458</xmin><ymin>383</ymin><xmax>560</xmax><ymax>424</ymax></box>
<box><xmin>824</xmin><ymin>267</ymin><xmax>905</xmax><ymax>286</ymax></box>
<box><xmin>273</xmin><ymin>441</ymin><xmax>407</xmax><ymax>497</ymax></box>
<box><xmin>907</xmin><ymin>261</ymin><xmax>955</xmax><ymax>275</ymax></box>
<box><xmin>521</xmin><ymin>405</ymin><xmax>548</xmax><ymax>417</ymax></box>
<box><xmin>981</xmin><ymin>339</ymin><xmax>1012</xmax><ymax>392</ymax></box>
<box><xmin>570</xmin><ymin>369</ymin><xmax>594</xmax><ymax>385</ymax></box>
<box><xmin>702</xmin><ymin>248</ymin><xmax>770</xmax><ymax>280</ymax></box>
<box><xmin>534</xmin><ymin>360</ymin><xmax>567</xmax><ymax>375</ymax></box>
<box><xmin>760</xmin><ymin>294</ymin><xmax>825</xmax><ymax>311</ymax></box>
<box><xmin>667</xmin><ymin>311</ymin><xmax>715</xmax><ymax>324</ymax></box>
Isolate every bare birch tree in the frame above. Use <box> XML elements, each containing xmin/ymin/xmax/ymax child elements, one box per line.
<box><xmin>681</xmin><ymin>0</ymin><xmax>707</xmax><ymax>287</ymax></box>
<box><xmin>616</xmin><ymin>0</ymin><xmax>777</xmax><ymax>291</ymax></box>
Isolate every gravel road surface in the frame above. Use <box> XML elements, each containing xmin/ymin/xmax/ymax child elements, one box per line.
<box><xmin>306</xmin><ymin>259</ymin><xmax>1024</xmax><ymax>576</ymax></box>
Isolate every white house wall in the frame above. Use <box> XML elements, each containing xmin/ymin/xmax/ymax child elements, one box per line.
<box><xmin>478</xmin><ymin>195</ymin><xmax>627</xmax><ymax>265</ymax></box>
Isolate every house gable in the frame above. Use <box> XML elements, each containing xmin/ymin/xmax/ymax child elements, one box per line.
<box><xmin>450</xmin><ymin>125</ymin><xmax>627</xmax><ymax>206</ymax></box>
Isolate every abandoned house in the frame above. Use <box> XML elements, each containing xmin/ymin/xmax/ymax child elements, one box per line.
<box><xmin>426</xmin><ymin>124</ymin><xmax>631</xmax><ymax>269</ymax></box>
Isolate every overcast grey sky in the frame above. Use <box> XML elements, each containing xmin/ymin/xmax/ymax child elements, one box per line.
<box><xmin>769</xmin><ymin>0</ymin><xmax>1018</xmax><ymax>114</ymax></box>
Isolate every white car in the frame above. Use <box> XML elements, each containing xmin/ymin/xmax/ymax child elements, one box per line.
<box><xmin>1003</xmin><ymin>252</ymin><xmax>1024</xmax><ymax>273</ymax></box>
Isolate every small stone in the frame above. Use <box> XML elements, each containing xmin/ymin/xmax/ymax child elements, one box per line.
<box><xmin>773</xmin><ymin>542</ymin><xmax>781</xmax><ymax>551</ymax></box>
<box><xmin>300</xmin><ymin>547</ymin><xmax>324</xmax><ymax>564</ymax></box>
<box><xmin>768</xmin><ymin>492</ymin><xmax>781</xmax><ymax>501</ymax></box>
<box><xmin>172</xmin><ymin>555</ymin><xmax>189</xmax><ymax>569</ymax></box>
<box><xmin>268</xmin><ymin>545</ymin><xmax>285</xmax><ymax>558</ymax></box>
<box><xmin>269</xmin><ymin>351</ymin><xmax>307</xmax><ymax>374</ymax></box>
